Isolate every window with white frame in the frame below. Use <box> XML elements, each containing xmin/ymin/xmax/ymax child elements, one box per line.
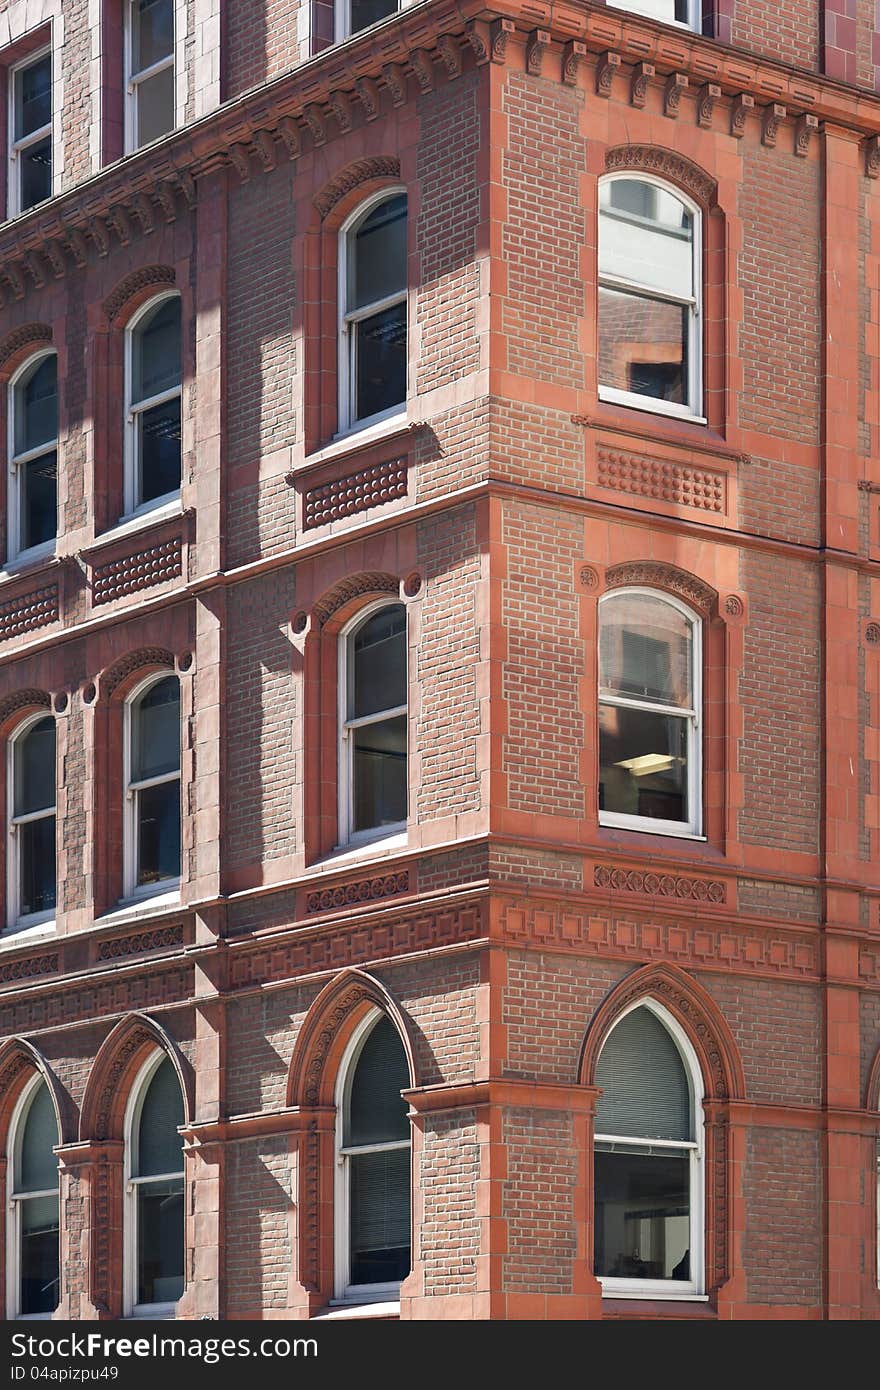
<box><xmin>598</xmin><ymin>588</ymin><xmax>701</xmax><ymax>837</ymax></box>
<box><xmin>335</xmin><ymin>1012</ymin><xmax>411</xmax><ymax>1301</ymax></box>
<box><xmin>124</xmin><ymin>293</ymin><xmax>181</xmax><ymax>517</ymax></box>
<box><xmin>7</xmin><ymin>1074</ymin><xmax>59</xmax><ymax>1319</ymax></box>
<box><xmin>594</xmin><ymin>1001</ymin><xmax>704</xmax><ymax>1298</ymax></box>
<box><xmin>336</xmin><ymin>0</ymin><xmax>408</xmax><ymax>40</ymax></box>
<box><xmin>8</xmin><ymin>351</ymin><xmax>57</xmax><ymax>560</ymax></box>
<box><xmin>124</xmin><ymin>1051</ymin><xmax>184</xmax><ymax>1317</ymax></box>
<box><xmin>339</xmin><ymin>602</ymin><xmax>407</xmax><ymax>846</ymax></box>
<box><xmin>124</xmin><ymin>674</ymin><xmax>181</xmax><ymax>898</ymax></box>
<box><xmin>598</xmin><ymin>175</ymin><xmax>702</xmax><ymax>419</ymax></box>
<box><xmin>606</xmin><ymin>0</ymin><xmax>700</xmax><ymax>29</ymax></box>
<box><xmin>7</xmin><ymin>716</ymin><xmax>56</xmax><ymax>931</ymax></box>
<box><xmin>339</xmin><ymin>191</ymin><xmax>407</xmax><ymax>433</ymax></box>
<box><xmin>125</xmin><ymin>0</ymin><xmax>175</xmax><ymax>150</ymax></box>
<box><xmin>8</xmin><ymin>49</ymin><xmax>53</xmax><ymax>216</ymax></box>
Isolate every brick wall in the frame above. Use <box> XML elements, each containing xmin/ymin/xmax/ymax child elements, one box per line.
<box><xmin>701</xmin><ymin>973</ymin><xmax>822</xmax><ymax>1104</ymax></box>
<box><xmin>501</xmin><ymin>1106</ymin><xmax>577</xmax><ymax>1294</ymax></box>
<box><xmin>419</xmin><ymin>1108</ymin><xmax>480</xmax><ymax>1296</ymax></box>
<box><xmin>503</xmin><ymin>954</ymin><xmax>629</xmax><ymax>1084</ymax></box>
<box><xmin>743</xmin><ymin>1127</ymin><xmax>823</xmax><ymax>1305</ymax></box>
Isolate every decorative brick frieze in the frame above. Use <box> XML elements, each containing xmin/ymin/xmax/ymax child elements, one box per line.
<box><xmin>313</xmin><ymin>572</ymin><xmax>399</xmax><ymax>626</ymax></box>
<box><xmin>595</xmin><ymin>446</ymin><xmax>726</xmax><ymax>514</ymax></box>
<box><xmin>96</xmin><ymin>924</ymin><xmax>184</xmax><ymax>961</ymax></box>
<box><xmin>593</xmin><ymin>863</ymin><xmax>726</xmax><ymax>903</ymax></box>
<box><xmin>303</xmin><ymin>458</ymin><xmax>408</xmax><ymax>529</ymax></box>
<box><xmin>604</xmin><ymin>561</ymin><xmax>718</xmax><ymax>616</ymax></box>
<box><xmin>92</xmin><ymin>537</ymin><xmax>183</xmax><ymax>606</ymax></box>
<box><xmin>305</xmin><ymin>869</ymin><xmax>411</xmax><ymax>914</ymax></box>
<box><xmin>605</xmin><ymin>144</ymin><xmax>716</xmax><ymax>205</ymax></box>
<box><xmin>0</xmin><ymin>967</ymin><xmax>191</xmax><ymax>1036</ymax></box>
<box><xmin>102</xmin><ymin>266</ymin><xmax>175</xmax><ymax>324</ymax></box>
<box><xmin>0</xmin><ymin>584</ymin><xmax>59</xmax><ymax>643</ymax></box>
<box><xmin>0</xmin><ymin>953</ymin><xmax>59</xmax><ymax>985</ymax></box>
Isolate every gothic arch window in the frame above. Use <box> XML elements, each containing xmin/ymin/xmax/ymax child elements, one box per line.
<box><xmin>338</xmin><ymin>189</ymin><xmax>408</xmax><ymax>433</ymax></box>
<box><xmin>594</xmin><ymin>999</ymin><xmax>704</xmax><ymax>1298</ymax></box>
<box><xmin>338</xmin><ymin>600</ymin><xmax>408</xmax><ymax>847</ymax></box>
<box><xmin>7</xmin><ymin>350</ymin><xmax>57</xmax><ymax>561</ymax></box>
<box><xmin>6</xmin><ymin>714</ymin><xmax>56</xmax><ymax>933</ymax></box>
<box><xmin>124</xmin><ymin>291</ymin><xmax>182</xmax><ymax>518</ymax></box>
<box><xmin>123</xmin><ymin>1050</ymin><xmax>185</xmax><ymax>1317</ymax></box>
<box><xmin>6</xmin><ymin>1073</ymin><xmax>59</xmax><ymax>1319</ymax></box>
<box><xmin>124</xmin><ymin>673</ymin><xmax>181</xmax><ymax>899</ymax></box>
<box><xmin>335</xmin><ymin>1010</ymin><xmax>412</xmax><ymax>1301</ymax></box>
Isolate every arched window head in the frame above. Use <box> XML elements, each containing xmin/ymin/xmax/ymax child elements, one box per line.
<box><xmin>339</xmin><ymin>602</ymin><xmax>407</xmax><ymax>847</ymax></box>
<box><xmin>7</xmin><ymin>715</ymin><xmax>56</xmax><ymax>932</ymax></box>
<box><xmin>606</xmin><ymin>0</ymin><xmax>700</xmax><ymax>30</ymax></box>
<box><xmin>124</xmin><ymin>1052</ymin><xmax>185</xmax><ymax>1315</ymax></box>
<box><xmin>125</xmin><ymin>293</ymin><xmax>182</xmax><ymax>517</ymax></box>
<box><xmin>8</xmin><ymin>352</ymin><xmax>57</xmax><ymax>560</ymax></box>
<box><xmin>599</xmin><ymin>174</ymin><xmax>702</xmax><ymax>419</ymax></box>
<box><xmin>124</xmin><ymin>675</ymin><xmax>181</xmax><ymax>899</ymax></box>
<box><xmin>7</xmin><ymin>1075</ymin><xmax>60</xmax><ymax>1318</ymax></box>
<box><xmin>598</xmin><ymin>588</ymin><xmax>702</xmax><ymax>838</ymax></box>
<box><xmin>339</xmin><ymin>192</ymin><xmax>407</xmax><ymax>432</ymax></box>
<box><xmin>336</xmin><ymin>0</ymin><xmax>409</xmax><ymax>40</ymax></box>
<box><xmin>336</xmin><ymin>1012</ymin><xmax>411</xmax><ymax>1300</ymax></box>
<box><xmin>594</xmin><ymin>1001</ymin><xmax>704</xmax><ymax>1297</ymax></box>
<box><xmin>8</xmin><ymin>48</ymin><xmax>53</xmax><ymax>215</ymax></box>
<box><xmin>125</xmin><ymin>0</ymin><xmax>175</xmax><ymax>151</ymax></box>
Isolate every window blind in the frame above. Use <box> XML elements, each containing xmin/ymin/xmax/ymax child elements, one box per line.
<box><xmin>137</xmin><ymin>1058</ymin><xmax>184</xmax><ymax>1177</ymax></box>
<box><xmin>19</xmin><ymin>1083</ymin><xmax>59</xmax><ymax>1193</ymax></box>
<box><xmin>346</xmin><ymin>1016</ymin><xmax>410</xmax><ymax>1146</ymax></box>
<box><xmin>595</xmin><ymin>1008</ymin><xmax>693</xmax><ymax>1142</ymax></box>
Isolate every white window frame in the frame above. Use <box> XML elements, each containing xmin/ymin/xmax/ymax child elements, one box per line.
<box><xmin>6</xmin><ymin>349</ymin><xmax>57</xmax><ymax>566</ymax></box>
<box><xmin>123</xmin><ymin>672</ymin><xmax>181</xmax><ymax>902</ymax></box>
<box><xmin>605</xmin><ymin>0</ymin><xmax>701</xmax><ymax>31</ymax></box>
<box><xmin>598</xmin><ymin>171</ymin><xmax>703</xmax><ymax>423</ymax></box>
<box><xmin>7</xmin><ymin>46</ymin><xmax>53</xmax><ymax>219</ymax></box>
<box><xmin>6</xmin><ymin>712</ymin><xmax>56</xmax><ymax>934</ymax></box>
<box><xmin>333</xmin><ymin>1007</ymin><xmax>411</xmax><ymax>1304</ymax></box>
<box><xmin>124</xmin><ymin>0</ymin><xmax>176</xmax><ymax>153</ymax></box>
<box><xmin>595</xmin><ymin>997</ymin><xmax>705</xmax><ymax>1301</ymax></box>
<box><xmin>337</xmin><ymin>186</ymin><xmax>408</xmax><ymax>437</ymax></box>
<box><xmin>335</xmin><ymin>0</ymin><xmax>414</xmax><ymax>43</ymax></box>
<box><xmin>337</xmin><ymin>599</ymin><xmax>408</xmax><ymax>850</ymax></box>
<box><xmin>123</xmin><ymin>1048</ymin><xmax>185</xmax><ymax>1319</ymax></box>
<box><xmin>123</xmin><ymin>291</ymin><xmax>182</xmax><ymax>522</ymax></box>
<box><xmin>5</xmin><ymin>1071</ymin><xmax>59</xmax><ymax>1321</ymax></box>
<box><xmin>598</xmin><ymin>586</ymin><xmax>702</xmax><ymax>840</ymax></box>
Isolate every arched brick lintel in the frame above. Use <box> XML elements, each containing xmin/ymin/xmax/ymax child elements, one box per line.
<box><xmin>313</xmin><ymin>156</ymin><xmax>402</xmax><ymax>221</ymax></box>
<box><xmin>79</xmin><ymin>1012</ymin><xmax>193</xmax><ymax>1142</ymax></box>
<box><xmin>604</xmin><ymin>144</ymin><xmax>718</xmax><ymax>208</ymax></box>
<box><xmin>99</xmin><ymin>647</ymin><xmax>176</xmax><ymax>701</ymax></box>
<box><xmin>604</xmin><ymin>561</ymin><xmax>719</xmax><ymax>619</ymax></box>
<box><xmin>102</xmin><ymin>265</ymin><xmax>177</xmax><ymax>328</ymax></box>
<box><xmin>0</xmin><ymin>1036</ymin><xmax>72</xmax><ymax>1151</ymax></box>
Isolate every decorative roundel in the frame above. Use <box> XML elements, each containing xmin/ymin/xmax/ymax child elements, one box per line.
<box><xmin>866</xmin><ymin>622</ymin><xmax>880</xmax><ymax>645</ymax></box>
<box><xmin>82</xmin><ymin>682</ymin><xmax>97</xmax><ymax>705</ymax></box>
<box><xmin>291</xmin><ymin>610</ymin><xmax>309</xmax><ymax>635</ymax></box>
<box><xmin>724</xmin><ymin>594</ymin><xmax>744</xmax><ymax>618</ymax></box>
<box><xmin>402</xmin><ymin>572</ymin><xmax>423</xmax><ymax>598</ymax></box>
<box><xmin>579</xmin><ymin>565</ymin><xmax>600</xmax><ymax>591</ymax></box>
<box><xmin>53</xmin><ymin>692</ymin><xmax>69</xmax><ymax>714</ymax></box>
<box><xmin>177</xmin><ymin>651</ymin><xmax>194</xmax><ymax>673</ymax></box>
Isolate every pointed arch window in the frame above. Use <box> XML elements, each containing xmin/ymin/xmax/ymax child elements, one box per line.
<box><xmin>124</xmin><ymin>293</ymin><xmax>182</xmax><ymax>517</ymax></box>
<box><xmin>7</xmin><ymin>715</ymin><xmax>56</xmax><ymax>931</ymax></box>
<box><xmin>8</xmin><ymin>351</ymin><xmax>57</xmax><ymax>560</ymax></box>
<box><xmin>7</xmin><ymin>1075</ymin><xmax>60</xmax><ymax>1318</ymax></box>
<box><xmin>124</xmin><ymin>674</ymin><xmax>181</xmax><ymax>898</ymax></box>
<box><xmin>124</xmin><ymin>1051</ymin><xmax>185</xmax><ymax>1316</ymax></box>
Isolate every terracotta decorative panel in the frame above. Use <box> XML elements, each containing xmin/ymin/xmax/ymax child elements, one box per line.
<box><xmin>0</xmin><ymin>584</ymin><xmax>59</xmax><ymax>642</ymax></box>
<box><xmin>303</xmin><ymin>458</ymin><xmax>408</xmax><ymax>529</ymax></box>
<box><xmin>92</xmin><ymin>537</ymin><xmax>183</xmax><ymax>606</ymax></box>
<box><xmin>596</xmin><ymin>445</ymin><xmax>726</xmax><ymax>514</ymax></box>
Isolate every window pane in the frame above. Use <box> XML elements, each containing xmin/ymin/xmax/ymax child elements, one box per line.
<box><xmin>136</xmin><ymin>1057</ymin><xmax>184</xmax><ymax>1178</ymax></box>
<box><xmin>132</xmin><ymin>298</ymin><xmax>181</xmax><ymax>403</ymax></box>
<box><xmin>19</xmin><ymin>817</ymin><xmax>57</xmax><ymax>917</ymax></box>
<box><xmin>353</xmin><ymin>715</ymin><xmax>406</xmax><ymax>832</ymax></box>
<box><xmin>20</xmin><ymin>1194</ymin><xmax>59</xmax><ymax>1315</ymax></box>
<box><xmin>19</xmin><ymin>136</ymin><xmax>52</xmax><ymax>211</ymax></box>
<box><xmin>137</xmin><ymin>1178</ymin><xmax>184</xmax><ymax>1305</ymax></box>
<box><xmin>136</xmin><ymin>781</ymin><xmax>181</xmax><ymax>885</ymax></box>
<box><xmin>14</xmin><ymin>718</ymin><xmax>55</xmax><ymax>817</ymax></box>
<box><xmin>599</xmin><ymin>703</ymin><xmax>688</xmax><ymax>823</ymax></box>
<box><xmin>594</xmin><ymin>1150</ymin><xmax>690</xmax><ymax>1281</ymax></box>
<box><xmin>349</xmin><ymin>0</ymin><xmax>398</xmax><ymax>34</ymax></box>
<box><xmin>18</xmin><ymin>1084</ymin><xmax>59</xmax><ymax>1193</ymax></box>
<box><xmin>135</xmin><ymin>64</ymin><xmax>175</xmax><ymax>147</ymax></box>
<box><xmin>131</xmin><ymin>0</ymin><xmax>174</xmax><ymax>73</ymax></box>
<box><xmin>351</xmin><ymin>605</ymin><xmax>406</xmax><ymax>718</ymax></box>
<box><xmin>349</xmin><ymin>1147</ymin><xmax>410</xmax><ymax>1285</ymax></box>
<box><xmin>137</xmin><ymin>396</ymin><xmax>181</xmax><ymax>504</ymax></box>
<box><xmin>595</xmin><ymin>1008</ymin><xmax>692</xmax><ymax>1141</ymax></box>
<box><xmin>15</xmin><ymin>356</ymin><xmax>57</xmax><ymax>456</ymax></box>
<box><xmin>20</xmin><ymin>451</ymin><xmax>57</xmax><ymax>551</ymax></box>
<box><xmin>354</xmin><ymin>302</ymin><xmax>407</xmax><ymax>422</ymax></box>
<box><xmin>600</xmin><ymin>594</ymin><xmax>692</xmax><ymax>706</ymax></box>
<box><xmin>132</xmin><ymin>678</ymin><xmax>180</xmax><ymax>782</ymax></box>
<box><xmin>606</xmin><ymin>0</ymin><xmax>691</xmax><ymax>25</ymax></box>
<box><xmin>350</xmin><ymin>195</ymin><xmax>407</xmax><ymax>310</ymax></box>
<box><xmin>598</xmin><ymin>286</ymin><xmax>688</xmax><ymax>405</ymax></box>
<box><xmin>346</xmin><ymin>1017</ymin><xmax>410</xmax><ymax>1147</ymax></box>
<box><xmin>600</xmin><ymin>181</ymin><xmax>693</xmax><ymax>297</ymax></box>
<box><xmin>15</xmin><ymin>55</ymin><xmax>51</xmax><ymax>140</ymax></box>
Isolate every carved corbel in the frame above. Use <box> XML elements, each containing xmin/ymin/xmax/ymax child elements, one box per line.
<box><xmin>466</xmin><ymin>20</ymin><xmax>490</xmax><ymax>65</ymax></box>
<box><xmin>356</xmin><ymin>77</ymin><xmax>381</xmax><ymax>121</ymax></box>
<box><xmin>630</xmin><ymin>61</ymin><xmax>654</xmax><ymax>108</ymax></box>
<box><xmin>761</xmin><ymin>102</ymin><xmax>785</xmax><ymax>147</ymax></box>
<box><xmin>278</xmin><ymin>117</ymin><xmax>302</xmax><ymax>159</ymax></box>
<box><xmin>410</xmin><ymin>50</ymin><xmax>434</xmax><ymax>93</ymax></box>
<box><xmin>490</xmin><ymin>17</ymin><xmax>514</xmax><ymax>62</ymax></box>
<box><xmin>328</xmin><ymin>90</ymin><xmax>353</xmax><ymax>133</ymax></box>
<box><xmin>228</xmin><ymin>143</ymin><xmax>252</xmax><ymax>181</ymax></box>
<box><xmin>664</xmin><ymin>72</ymin><xmax>688</xmax><ymax>118</ymax></box>
<box><xmin>730</xmin><ymin>92</ymin><xmax>753</xmax><ymax>138</ymax></box>
<box><xmin>304</xmin><ymin>105</ymin><xmax>327</xmax><ymax>145</ymax></box>
<box><xmin>794</xmin><ymin>112</ymin><xmax>818</xmax><ymax>158</ymax></box>
<box><xmin>562</xmin><ymin>40</ymin><xmax>586</xmax><ymax>86</ymax></box>
<box><xmin>130</xmin><ymin>194</ymin><xmax>154</xmax><ymax>234</ymax></box>
<box><xmin>526</xmin><ymin>30</ymin><xmax>551</xmax><ymax>77</ymax></box>
<box><xmin>697</xmin><ymin>83</ymin><xmax>720</xmax><ymax>129</ymax></box>
<box><xmin>596</xmin><ymin>51</ymin><xmax>620</xmax><ymax>98</ymax></box>
<box><xmin>252</xmin><ymin>129</ymin><xmax>277</xmax><ymax>170</ymax></box>
<box><xmin>436</xmin><ymin>34</ymin><xmax>462</xmax><ymax>79</ymax></box>
<box><xmin>382</xmin><ymin>64</ymin><xmax>407</xmax><ymax>106</ymax></box>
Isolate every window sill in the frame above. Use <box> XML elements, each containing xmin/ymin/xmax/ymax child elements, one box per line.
<box><xmin>316</xmin><ymin>831</ymin><xmax>408</xmax><ymax>872</ymax></box>
<box><xmin>297</xmin><ymin>414</ymin><xmax>417</xmax><ymax>476</ymax></box>
<box><xmin>0</xmin><ymin>542</ymin><xmax>58</xmax><ymax>583</ymax></box>
<box><xmin>97</xmin><ymin>887</ymin><xmax>181</xmax><ymax>929</ymax></box>
<box><xmin>599</xmin><ymin>815</ymin><xmax>706</xmax><ymax>843</ymax></box>
<box><xmin>602</xmin><ymin>1297</ymin><xmax>714</xmax><ymax>1319</ymax></box>
<box><xmin>598</xmin><ymin>387</ymin><xmax>706</xmax><ymax>427</ymax></box>
<box><xmin>0</xmin><ymin>918</ymin><xmax>56</xmax><ymax>948</ymax></box>
<box><xmin>84</xmin><ymin>498</ymin><xmax>184</xmax><ymax>554</ymax></box>
<box><xmin>312</xmin><ymin>1300</ymin><xmax>400</xmax><ymax>1320</ymax></box>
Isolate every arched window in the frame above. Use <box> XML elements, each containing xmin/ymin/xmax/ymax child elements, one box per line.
<box><xmin>124</xmin><ymin>675</ymin><xmax>181</xmax><ymax>898</ymax></box>
<box><xmin>336</xmin><ymin>1012</ymin><xmax>411</xmax><ymax>1301</ymax></box>
<box><xmin>125</xmin><ymin>0</ymin><xmax>176</xmax><ymax>151</ymax></box>
<box><xmin>598</xmin><ymin>588</ymin><xmax>701</xmax><ymax>837</ymax></box>
<box><xmin>598</xmin><ymin>174</ymin><xmax>702</xmax><ymax>419</ymax></box>
<box><xmin>8</xmin><ymin>48</ymin><xmax>53</xmax><ymax>215</ymax></box>
<box><xmin>594</xmin><ymin>1001</ymin><xmax>704</xmax><ymax>1298</ymax></box>
<box><xmin>124</xmin><ymin>1052</ymin><xmax>185</xmax><ymax>1316</ymax></box>
<box><xmin>124</xmin><ymin>293</ymin><xmax>182</xmax><ymax>517</ymax></box>
<box><xmin>339</xmin><ymin>602</ymin><xmax>407</xmax><ymax>846</ymax></box>
<box><xmin>606</xmin><ymin>0</ymin><xmax>699</xmax><ymax>29</ymax></box>
<box><xmin>7</xmin><ymin>1075</ymin><xmax>60</xmax><ymax>1319</ymax></box>
<box><xmin>339</xmin><ymin>191</ymin><xmax>407</xmax><ymax>432</ymax></box>
<box><xmin>336</xmin><ymin>0</ymin><xmax>408</xmax><ymax>40</ymax></box>
<box><xmin>8</xmin><ymin>351</ymin><xmax>57</xmax><ymax>560</ymax></box>
<box><xmin>7</xmin><ymin>716</ymin><xmax>56</xmax><ymax>931</ymax></box>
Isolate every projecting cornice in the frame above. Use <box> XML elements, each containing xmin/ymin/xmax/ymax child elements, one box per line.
<box><xmin>2</xmin><ymin>0</ymin><xmax>880</xmax><ymax>300</ymax></box>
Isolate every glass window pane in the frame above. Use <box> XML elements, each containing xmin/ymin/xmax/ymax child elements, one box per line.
<box><xmin>19</xmin><ymin>817</ymin><xmax>57</xmax><ymax>918</ymax></box>
<box><xmin>131</xmin><ymin>0</ymin><xmax>174</xmax><ymax>73</ymax></box>
<box><xmin>21</xmin><ymin>451</ymin><xmax>58</xmax><ymax>551</ymax></box>
<box><xmin>134</xmin><ymin>64</ymin><xmax>175</xmax><ymax>147</ymax></box>
<box><xmin>599</xmin><ymin>703</ymin><xmax>688</xmax><ymax>824</ymax></box>
<box><xmin>354</xmin><ymin>302</ymin><xmax>407</xmax><ymax>422</ymax></box>
<box><xmin>137</xmin><ymin>1177</ymin><xmax>184</xmax><ymax>1305</ymax></box>
<box><xmin>14</xmin><ymin>718</ymin><xmax>55</xmax><ymax>817</ymax></box>
<box><xmin>349</xmin><ymin>1147</ymin><xmax>410</xmax><ymax>1285</ymax></box>
<box><xmin>606</xmin><ymin>0</ymin><xmax>691</xmax><ymax>24</ymax></box>
<box><xmin>594</xmin><ymin>1150</ymin><xmax>690</xmax><ymax>1280</ymax></box>
<box><xmin>349</xmin><ymin>0</ymin><xmax>398</xmax><ymax>35</ymax></box>
<box><xmin>351</xmin><ymin>605</ymin><xmax>406</xmax><ymax>718</ymax></box>
<box><xmin>598</xmin><ymin>286</ymin><xmax>688</xmax><ymax>405</ymax></box>
<box><xmin>136</xmin><ymin>781</ymin><xmax>181</xmax><ymax>885</ymax></box>
<box><xmin>137</xmin><ymin>396</ymin><xmax>181</xmax><ymax>504</ymax></box>
<box><xmin>132</xmin><ymin>298</ymin><xmax>181</xmax><ymax>403</ymax></box>
<box><xmin>19</xmin><ymin>135</ymin><xmax>52</xmax><ymax>211</ymax></box>
<box><xmin>20</xmin><ymin>1193</ymin><xmax>59</xmax><ymax>1315</ymax></box>
<box><xmin>132</xmin><ymin>677</ymin><xmax>180</xmax><ymax>781</ymax></box>
<box><xmin>350</xmin><ymin>194</ymin><xmax>407</xmax><ymax>311</ymax></box>
<box><xmin>15</xmin><ymin>356</ymin><xmax>57</xmax><ymax>456</ymax></box>
<box><xmin>18</xmin><ymin>1084</ymin><xmax>59</xmax><ymax>1193</ymax></box>
<box><xmin>595</xmin><ymin>1008</ymin><xmax>692</xmax><ymax>1141</ymax></box>
<box><xmin>136</xmin><ymin>1057</ymin><xmax>184</xmax><ymax>1178</ymax></box>
<box><xmin>15</xmin><ymin>55</ymin><xmax>51</xmax><ymax>140</ymax></box>
<box><xmin>346</xmin><ymin>1016</ymin><xmax>410</xmax><ymax>1147</ymax></box>
<box><xmin>600</xmin><ymin>181</ymin><xmax>693</xmax><ymax>296</ymax></box>
<box><xmin>600</xmin><ymin>594</ymin><xmax>692</xmax><ymax>706</ymax></box>
<box><xmin>353</xmin><ymin>715</ymin><xmax>407</xmax><ymax>832</ymax></box>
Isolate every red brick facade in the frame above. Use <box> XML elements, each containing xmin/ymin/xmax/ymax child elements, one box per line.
<box><xmin>0</xmin><ymin>0</ymin><xmax>878</xmax><ymax>1322</ymax></box>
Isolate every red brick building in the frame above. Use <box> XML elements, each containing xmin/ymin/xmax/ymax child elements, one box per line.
<box><xmin>0</xmin><ymin>0</ymin><xmax>878</xmax><ymax>1323</ymax></box>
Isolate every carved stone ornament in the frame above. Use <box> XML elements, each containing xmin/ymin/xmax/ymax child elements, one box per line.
<box><xmin>724</xmin><ymin>594</ymin><xmax>745</xmax><ymax>618</ymax></box>
<box><xmin>410</xmin><ymin>50</ymin><xmax>434</xmax><ymax>93</ymax></box>
<box><xmin>382</xmin><ymin>64</ymin><xmax>407</xmax><ymax>107</ymax></box>
<box><xmin>866</xmin><ymin>135</ymin><xmax>880</xmax><ymax>179</ymax></box>
<box><xmin>865</xmin><ymin>622</ymin><xmax>880</xmax><ymax>645</ymax></box>
<box><xmin>697</xmin><ymin>83</ymin><xmax>721</xmax><ymax>129</ymax></box>
<box><xmin>604</xmin><ymin>560</ymin><xmax>717</xmax><ymax>615</ymax></box>
<box><xmin>526</xmin><ymin>30</ymin><xmax>551</xmax><ymax>77</ymax></box>
<box><xmin>0</xmin><ymin>689</ymin><xmax>51</xmax><ymax>729</ymax></box>
<box><xmin>306</xmin><ymin>870</ymin><xmax>410</xmax><ymax>914</ymax></box>
<box><xmin>596</xmin><ymin>51</ymin><xmax>620</xmax><ymax>98</ymax></box>
<box><xmin>0</xmin><ymin>585</ymin><xmax>59</xmax><ymax>643</ymax></box>
<box><xmin>313</xmin><ymin>572</ymin><xmax>399</xmax><ymax>626</ymax></box>
<box><xmin>562</xmin><ymin>40</ymin><xmax>587</xmax><ymax>86</ymax></box>
<box><xmin>604</xmin><ymin>145</ymin><xmax>716</xmax><ymax>206</ymax></box>
<box><xmin>630</xmin><ymin>61</ymin><xmax>654</xmax><ymax>109</ymax></box>
<box><xmin>436</xmin><ymin>34</ymin><xmax>462</xmax><ymax>79</ymax></box>
<box><xmin>730</xmin><ymin>92</ymin><xmax>754</xmax><ymax>138</ymax></box>
<box><xmin>0</xmin><ymin>322</ymin><xmax>52</xmax><ymax>371</ymax></box>
<box><xmin>490</xmin><ymin>17</ymin><xmax>514</xmax><ymax>63</ymax></box>
<box><xmin>795</xmin><ymin>113</ymin><xmax>818</xmax><ymax>158</ymax></box>
<box><xmin>356</xmin><ymin>78</ymin><xmax>381</xmax><ymax>121</ymax></box>
<box><xmin>594</xmin><ymin>863</ymin><xmax>726</xmax><ymax>903</ymax></box>
<box><xmin>313</xmin><ymin>156</ymin><xmax>401</xmax><ymax>218</ymax></box>
<box><xmin>664</xmin><ymin>72</ymin><xmax>688</xmax><ymax>118</ymax></box>
<box><xmin>103</xmin><ymin>265</ymin><xmax>175</xmax><ymax>324</ymax></box>
<box><xmin>103</xmin><ymin>647</ymin><xmax>175</xmax><ymax>697</ymax></box>
<box><xmin>761</xmin><ymin>102</ymin><xmax>786</xmax><ymax>148</ymax></box>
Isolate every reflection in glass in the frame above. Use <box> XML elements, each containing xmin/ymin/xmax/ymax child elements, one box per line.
<box><xmin>594</xmin><ymin>1150</ymin><xmax>690</xmax><ymax>1280</ymax></box>
<box><xmin>598</xmin><ymin>288</ymin><xmax>687</xmax><ymax>404</ymax></box>
<box><xmin>130</xmin><ymin>678</ymin><xmax>180</xmax><ymax>888</ymax></box>
<box><xmin>14</xmin><ymin>1083</ymin><xmax>59</xmax><ymax>1316</ymax></box>
<box><xmin>349</xmin><ymin>0</ymin><xmax>398</xmax><ymax>34</ymax></box>
<box><xmin>12</xmin><ymin>718</ymin><xmax>56</xmax><ymax>920</ymax></box>
<box><xmin>599</xmin><ymin>704</ymin><xmax>687</xmax><ymax>823</ymax></box>
<box><xmin>345</xmin><ymin>194</ymin><xmax>407</xmax><ymax>425</ymax></box>
<box><xmin>347</xmin><ymin>606</ymin><xmax>407</xmax><ymax>838</ymax></box>
<box><xmin>130</xmin><ymin>298</ymin><xmax>181</xmax><ymax>507</ymax></box>
<box><xmin>133</xmin><ymin>1058</ymin><xmax>184</xmax><ymax>1307</ymax></box>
